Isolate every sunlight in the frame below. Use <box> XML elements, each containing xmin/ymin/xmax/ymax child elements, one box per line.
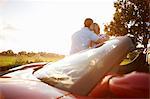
<box><xmin>0</xmin><ymin>0</ymin><xmax>115</xmax><ymax>55</ymax></box>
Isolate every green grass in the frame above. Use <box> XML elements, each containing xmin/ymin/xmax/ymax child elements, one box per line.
<box><xmin>0</xmin><ymin>56</ymin><xmax>17</xmax><ymax>67</ymax></box>
<box><xmin>0</xmin><ymin>55</ymin><xmax>64</xmax><ymax>68</ymax></box>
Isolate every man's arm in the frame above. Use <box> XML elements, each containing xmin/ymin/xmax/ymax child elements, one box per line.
<box><xmin>94</xmin><ymin>37</ymin><xmax>108</xmax><ymax>45</ymax></box>
<box><xmin>88</xmin><ymin>31</ymin><xmax>109</xmax><ymax>47</ymax></box>
<box><xmin>89</xmin><ymin>38</ymin><xmax>107</xmax><ymax>48</ymax></box>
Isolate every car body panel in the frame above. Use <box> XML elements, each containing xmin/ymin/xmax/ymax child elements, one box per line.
<box><xmin>0</xmin><ymin>77</ymin><xmax>97</xmax><ymax>99</ymax></box>
<box><xmin>0</xmin><ymin>78</ymin><xmax>70</xmax><ymax>99</ymax></box>
<box><xmin>88</xmin><ymin>72</ymin><xmax>150</xmax><ymax>98</ymax></box>
<box><xmin>109</xmin><ymin>72</ymin><xmax>150</xmax><ymax>98</ymax></box>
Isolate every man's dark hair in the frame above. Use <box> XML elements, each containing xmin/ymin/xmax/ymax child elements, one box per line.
<box><xmin>84</xmin><ymin>18</ymin><xmax>93</xmax><ymax>28</ymax></box>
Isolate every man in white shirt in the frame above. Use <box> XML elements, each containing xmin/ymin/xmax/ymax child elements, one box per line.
<box><xmin>70</xmin><ymin>18</ymin><xmax>105</xmax><ymax>54</ymax></box>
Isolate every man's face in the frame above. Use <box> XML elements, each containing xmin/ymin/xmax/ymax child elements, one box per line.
<box><xmin>88</xmin><ymin>20</ymin><xmax>93</xmax><ymax>26</ymax></box>
<box><xmin>85</xmin><ymin>19</ymin><xmax>93</xmax><ymax>27</ymax></box>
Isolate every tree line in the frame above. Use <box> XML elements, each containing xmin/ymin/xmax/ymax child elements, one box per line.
<box><xmin>0</xmin><ymin>50</ymin><xmax>64</xmax><ymax>57</ymax></box>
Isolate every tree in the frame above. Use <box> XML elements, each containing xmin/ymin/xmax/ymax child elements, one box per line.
<box><xmin>104</xmin><ymin>0</ymin><xmax>149</xmax><ymax>47</ymax></box>
<box><xmin>5</xmin><ymin>50</ymin><xmax>14</xmax><ymax>56</ymax></box>
<box><xmin>18</xmin><ymin>51</ymin><xmax>27</xmax><ymax>55</ymax></box>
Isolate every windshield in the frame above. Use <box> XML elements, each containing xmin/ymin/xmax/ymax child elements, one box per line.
<box><xmin>34</xmin><ymin>36</ymin><xmax>134</xmax><ymax>95</ymax></box>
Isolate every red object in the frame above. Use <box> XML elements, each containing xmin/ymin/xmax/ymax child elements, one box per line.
<box><xmin>89</xmin><ymin>72</ymin><xmax>150</xmax><ymax>98</ymax></box>
<box><xmin>1</xmin><ymin>62</ymin><xmax>149</xmax><ymax>98</ymax></box>
<box><xmin>89</xmin><ymin>75</ymin><xmax>114</xmax><ymax>98</ymax></box>
<box><xmin>110</xmin><ymin>72</ymin><xmax>150</xmax><ymax>98</ymax></box>
<box><xmin>0</xmin><ymin>78</ymin><xmax>95</xmax><ymax>99</ymax></box>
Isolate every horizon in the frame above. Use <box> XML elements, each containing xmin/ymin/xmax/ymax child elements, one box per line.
<box><xmin>0</xmin><ymin>49</ymin><xmax>65</xmax><ymax>55</ymax></box>
<box><xmin>0</xmin><ymin>0</ymin><xmax>116</xmax><ymax>55</ymax></box>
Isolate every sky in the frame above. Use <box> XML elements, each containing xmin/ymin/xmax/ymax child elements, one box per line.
<box><xmin>0</xmin><ymin>0</ymin><xmax>116</xmax><ymax>55</ymax></box>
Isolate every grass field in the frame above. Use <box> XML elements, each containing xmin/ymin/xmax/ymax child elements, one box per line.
<box><xmin>1</xmin><ymin>50</ymin><xmax>149</xmax><ymax>71</ymax></box>
<box><xmin>0</xmin><ymin>55</ymin><xmax>64</xmax><ymax>69</ymax></box>
<box><xmin>0</xmin><ymin>56</ymin><xmax>16</xmax><ymax>67</ymax></box>
<box><xmin>0</xmin><ymin>55</ymin><xmax>132</xmax><ymax>69</ymax></box>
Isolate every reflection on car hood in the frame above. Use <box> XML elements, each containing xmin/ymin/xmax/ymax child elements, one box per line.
<box><xmin>34</xmin><ymin>36</ymin><xmax>135</xmax><ymax>95</ymax></box>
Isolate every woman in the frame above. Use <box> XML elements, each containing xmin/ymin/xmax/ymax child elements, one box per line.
<box><xmin>89</xmin><ymin>23</ymin><xmax>109</xmax><ymax>48</ymax></box>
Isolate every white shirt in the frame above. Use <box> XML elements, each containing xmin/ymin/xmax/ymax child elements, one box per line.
<box><xmin>70</xmin><ymin>27</ymin><xmax>99</xmax><ymax>54</ymax></box>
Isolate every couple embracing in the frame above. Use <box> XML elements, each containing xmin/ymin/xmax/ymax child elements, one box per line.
<box><xmin>70</xmin><ymin>18</ymin><xmax>109</xmax><ymax>55</ymax></box>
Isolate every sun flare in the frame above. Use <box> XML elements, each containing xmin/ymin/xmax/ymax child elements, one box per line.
<box><xmin>0</xmin><ymin>0</ymin><xmax>115</xmax><ymax>55</ymax></box>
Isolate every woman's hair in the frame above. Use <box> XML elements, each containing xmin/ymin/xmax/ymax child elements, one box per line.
<box><xmin>90</xmin><ymin>23</ymin><xmax>100</xmax><ymax>35</ymax></box>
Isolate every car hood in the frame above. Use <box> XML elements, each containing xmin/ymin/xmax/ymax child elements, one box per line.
<box><xmin>0</xmin><ymin>78</ymin><xmax>75</xmax><ymax>99</ymax></box>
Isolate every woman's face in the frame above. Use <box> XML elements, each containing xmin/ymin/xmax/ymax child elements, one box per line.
<box><xmin>90</xmin><ymin>23</ymin><xmax>100</xmax><ymax>35</ymax></box>
<box><xmin>94</xmin><ymin>25</ymin><xmax>100</xmax><ymax>34</ymax></box>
